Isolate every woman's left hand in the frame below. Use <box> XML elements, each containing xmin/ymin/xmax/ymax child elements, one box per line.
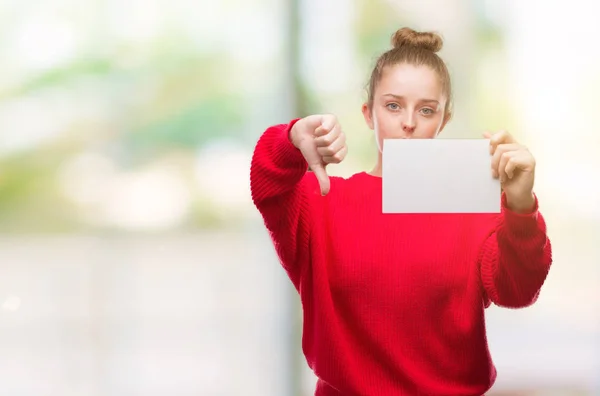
<box><xmin>484</xmin><ymin>130</ymin><xmax>536</xmax><ymax>213</ymax></box>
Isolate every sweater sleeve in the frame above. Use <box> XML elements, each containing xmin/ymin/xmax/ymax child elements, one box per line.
<box><xmin>478</xmin><ymin>192</ymin><xmax>553</xmax><ymax>308</ymax></box>
<box><xmin>250</xmin><ymin>120</ymin><xmax>312</xmax><ymax>287</ymax></box>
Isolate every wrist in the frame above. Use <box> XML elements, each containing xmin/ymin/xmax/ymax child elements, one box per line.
<box><xmin>289</xmin><ymin>122</ymin><xmax>301</xmax><ymax>149</ymax></box>
<box><xmin>506</xmin><ymin>192</ymin><xmax>536</xmax><ymax>214</ymax></box>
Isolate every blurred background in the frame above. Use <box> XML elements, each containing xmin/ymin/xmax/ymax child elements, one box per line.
<box><xmin>0</xmin><ymin>0</ymin><xmax>598</xmax><ymax>395</ymax></box>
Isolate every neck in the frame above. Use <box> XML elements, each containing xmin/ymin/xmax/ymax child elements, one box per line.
<box><xmin>369</xmin><ymin>155</ymin><xmax>383</xmax><ymax>177</ymax></box>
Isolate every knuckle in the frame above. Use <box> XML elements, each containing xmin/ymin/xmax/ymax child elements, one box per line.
<box><xmin>317</xmin><ymin>147</ymin><xmax>330</xmax><ymax>156</ymax></box>
<box><xmin>324</xmin><ymin>113</ymin><xmax>336</xmax><ymax>123</ymax></box>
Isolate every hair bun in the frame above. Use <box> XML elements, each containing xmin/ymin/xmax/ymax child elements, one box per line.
<box><xmin>391</xmin><ymin>27</ymin><xmax>443</xmax><ymax>53</ymax></box>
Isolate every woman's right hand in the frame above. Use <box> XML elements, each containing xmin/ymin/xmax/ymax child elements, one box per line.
<box><xmin>290</xmin><ymin>114</ymin><xmax>348</xmax><ymax>196</ymax></box>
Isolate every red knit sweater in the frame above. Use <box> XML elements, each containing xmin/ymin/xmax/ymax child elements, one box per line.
<box><xmin>250</xmin><ymin>120</ymin><xmax>553</xmax><ymax>396</ymax></box>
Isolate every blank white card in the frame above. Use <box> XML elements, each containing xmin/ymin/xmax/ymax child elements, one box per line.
<box><xmin>382</xmin><ymin>138</ymin><xmax>501</xmax><ymax>213</ymax></box>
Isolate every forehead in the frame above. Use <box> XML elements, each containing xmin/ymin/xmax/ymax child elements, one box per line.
<box><xmin>378</xmin><ymin>63</ymin><xmax>443</xmax><ymax>98</ymax></box>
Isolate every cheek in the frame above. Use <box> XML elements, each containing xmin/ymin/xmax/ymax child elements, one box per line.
<box><xmin>421</xmin><ymin>124</ymin><xmax>440</xmax><ymax>138</ymax></box>
<box><xmin>418</xmin><ymin>116</ymin><xmax>444</xmax><ymax>138</ymax></box>
<box><xmin>375</xmin><ymin>114</ymin><xmax>400</xmax><ymax>138</ymax></box>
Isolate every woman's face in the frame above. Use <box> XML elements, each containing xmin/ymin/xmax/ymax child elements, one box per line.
<box><xmin>362</xmin><ymin>63</ymin><xmax>450</xmax><ymax>151</ymax></box>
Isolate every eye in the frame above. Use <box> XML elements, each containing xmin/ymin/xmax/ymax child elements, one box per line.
<box><xmin>420</xmin><ymin>108</ymin><xmax>435</xmax><ymax>116</ymax></box>
<box><xmin>386</xmin><ymin>103</ymin><xmax>400</xmax><ymax>111</ymax></box>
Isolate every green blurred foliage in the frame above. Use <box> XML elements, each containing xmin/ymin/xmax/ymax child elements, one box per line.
<box><xmin>0</xmin><ymin>31</ymin><xmax>248</xmax><ymax>231</ymax></box>
<box><xmin>0</xmin><ymin>149</ymin><xmax>81</xmax><ymax>233</ymax></box>
<box><xmin>0</xmin><ymin>2</ymin><xmax>517</xmax><ymax>233</ymax></box>
<box><xmin>355</xmin><ymin>0</ymin><xmax>410</xmax><ymax>60</ymax></box>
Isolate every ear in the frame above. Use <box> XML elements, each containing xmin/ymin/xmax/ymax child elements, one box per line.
<box><xmin>362</xmin><ymin>103</ymin><xmax>374</xmax><ymax>130</ymax></box>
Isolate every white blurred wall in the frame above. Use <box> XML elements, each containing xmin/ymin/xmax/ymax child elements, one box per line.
<box><xmin>0</xmin><ymin>231</ymin><xmax>293</xmax><ymax>396</ymax></box>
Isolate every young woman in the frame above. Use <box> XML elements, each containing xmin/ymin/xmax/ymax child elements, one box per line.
<box><xmin>250</xmin><ymin>27</ymin><xmax>552</xmax><ymax>396</ymax></box>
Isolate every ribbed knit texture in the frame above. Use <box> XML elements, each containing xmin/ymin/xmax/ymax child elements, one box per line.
<box><xmin>250</xmin><ymin>120</ymin><xmax>553</xmax><ymax>396</ymax></box>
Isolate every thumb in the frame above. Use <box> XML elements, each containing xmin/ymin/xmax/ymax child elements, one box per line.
<box><xmin>311</xmin><ymin>163</ymin><xmax>330</xmax><ymax>196</ymax></box>
<box><xmin>482</xmin><ymin>131</ymin><xmax>492</xmax><ymax>139</ymax></box>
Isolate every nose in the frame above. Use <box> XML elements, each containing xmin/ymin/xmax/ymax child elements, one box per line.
<box><xmin>402</xmin><ymin>115</ymin><xmax>416</xmax><ymax>134</ymax></box>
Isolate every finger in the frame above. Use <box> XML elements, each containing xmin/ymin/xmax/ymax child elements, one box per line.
<box><xmin>505</xmin><ymin>150</ymin><xmax>535</xmax><ymax>179</ymax></box>
<box><xmin>315</xmin><ymin>124</ymin><xmax>341</xmax><ymax>147</ymax></box>
<box><xmin>491</xmin><ymin>143</ymin><xmax>521</xmax><ymax>178</ymax></box>
<box><xmin>489</xmin><ymin>131</ymin><xmax>505</xmax><ymax>154</ymax></box>
<box><xmin>317</xmin><ymin>133</ymin><xmax>346</xmax><ymax>157</ymax></box>
<box><xmin>498</xmin><ymin>150</ymin><xmax>515</xmax><ymax>182</ymax></box>
<box><xmin>489</xmin><ymin>130</ymin><xmax>516</xmax><ymax>153</ymax></box>
<box><xmin>504</xmin><ymin>154</ymin><xmax>518</xmax><ymax>179</ymax></box>
<box><xmin>322</xmin><ymin>144</ymin><xmax>348</xmax><ymax>164</ymax></box>
<box><xmin>314</xmin><ymin>126</ymin><xmax>327</xmax><ymax>137</ymax></box>
<box><xmin>314</xmin><ymin>115</ymin><xmax>337</xmax><ymax>137</ymax></box>
<box><xmin>482</xmin><ymin>131</ymin><xmax>494</xmax><ymax>154</ymax></box>
<box><xmin>311</xmin><ymin>163</ymin><xmax>330</xmax><ymax>196</ymax></box>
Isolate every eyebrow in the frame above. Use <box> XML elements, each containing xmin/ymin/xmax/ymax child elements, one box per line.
<box><xmin>382</xmin><ymin>94</ymin><xmax>439</xmax><ymax>104</ymax></box>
